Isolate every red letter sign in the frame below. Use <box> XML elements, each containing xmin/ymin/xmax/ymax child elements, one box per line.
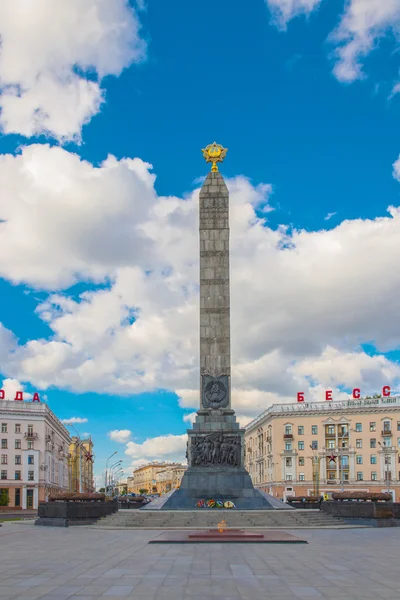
<box><xmin>14</xmin><ymin>391</ymin><xmax>23</xmax><ymax>401</ymax></box>
<box><xmin>297</xmin><ymin>392</ymin><xmax>304</xmax><ymax>403</ymax></box>
<box><xmin>352</xmin><ymin>388</ymin><xmax>360</xmax><ymax>399</ymax></box>
<box><xmin>0</xmin><ymin>389</ymin><xmax>4</xmax><ymax>400</ymax></box>
<box><xmin>382</xmin><ymin>385</ymin><xmax>390</xmax><ymax>397</ymax></box>
<box><xmin>325</xmin><ymin>390</ymin><xmax>332</xmax><ymax>401</ymax></box>
<box><xmin>32</xmin><ymin>392</ymin><xmax>40</xmax><ymax>403</ymax></box>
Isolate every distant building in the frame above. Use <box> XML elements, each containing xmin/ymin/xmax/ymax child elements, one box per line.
<box><xmin>156</xmin><ymin>464</ymin><xmax>187</xmax><ymax>495</ymax></box>
<box><xmin>0</xmin><ymin>399</ymin><xmax>70</xmax><ymax>510</ymax></box>
<box><xmin>68</xmin><ymin>437</ymin><xmax>94</xmax><ymax>493</ymax></box>
<box><xmin>130</xmin><ymin>462</ymin><xmax>187</xmax><ymax>495</ymax></box>
<box><xmin>245</xmin><ymin>395</ymin><xmax>400</xmax><ymax>501</ymax></box>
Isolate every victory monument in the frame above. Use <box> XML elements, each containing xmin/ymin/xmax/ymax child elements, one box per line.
<box><xmin>160</xmin><ymin>143</ymin><xmax>274</xmax><ymax>509</ymax></box>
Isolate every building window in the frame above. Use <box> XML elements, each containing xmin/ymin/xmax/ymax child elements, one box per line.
<box><xmin>398</xmin><ymin>438</ymin><xmax>400</xmax><ymax>448</ymax></box>
<box><xmin>385</xmin><ymin>455</ymin><xmax>391</xmax><ymax>465</ymax></box>
<box><xmin>14</xmin><ymin>471</ymin><xmax>21</xmax><ymax>481</ymax></box>
<box><xmin>1</xmin><ymin>424</ymin><xmax>7</xmax><ymax>433</ymax></box>
<box><xmin>286</xmin><ymin>458</ymin><xmax>292</xmax><ymax>467</ymax></box>
<box><xmin>28</xmin><ymin>471</ymin><xmax>34</xmax><ymax>481</ymax></box>
<box><xmin>328</xmin><ymin>440</ymin><xmax>335</xmax><ymax>449</ymax></box>
<box><xmin>311</xmin><ymin>441</ymin><xmax>318</xmax><ymax>450</ymax></box>
<box><xmin>1</xmin><ymin>440</ymin><xmax>7</xmax><ymax>449</ymax></box>
<box><xmin>355</xmin><ymin>423</ymin><xmax>362</xmax><ymax>432</ymax></box>
<box><xmin>298</xmin><ymin>426</ymin><xmax>304</xmax><ymax>435</ymax></box>
<box><xmin>285</xmin><ymin>474</ymin><xmax>292</xmax><ymax>481</ymax></box>
<box><xmin>356</xmin><ymin>439</ymin><xmax>362</xmax><ymax>448</ymax></box>
<box><xmin>15</xmin><ymin>489</ymin><xmax>20</xmax><ymax>507</ymax></box>
<box><xmin>326</xmin><ymin>425</ymin><xmax>335</xmax><ymax>435</ymax></box>
<box><xmin>370</xmin><ymin>455</ymin><xmax>377</xmax><ymax>464</ymax></box>
<box><xmin>357</xmin><ymin>472</ymin><xmax>363</xmax><ymax>481</ymax></box>
<box><xmin>342</xmin><ymin>455</ymin><xmax>349</xmax><ymax>467</ymax></box>
<box><xmin>0</xmin><ymin>455</ymin><xmax>7</xmax><ymax>465</ymax></box>
<box><xmin>27</xmin><ymin>441</ymin><xmax>34</xmax><ymax>450</ymax></box>
<box><xmin>27</xmin><ymin>425</ymin><xmax>33</xmax><ymax>435</ymax></box>
<box><xmin>15</xmin><ymin>456</ymin><xmax>21</xmax><ymax>465</ymax></box>
<box><xmin>383</xmin><ymin>438</ymin><xmax>392</xmax><ymax>448</ymax></box>
<box><xmin>299</xmin><ymin>457</ymin><xmax>305</xmax><ymax>466</ymax></box>
<box><xmin>369</xmin><ymin>422</ymin><xmax>376</xmax><ymax>432</ymax></box>
<box><xmin>298</xmin><ymin>441</ymin><xmax>304</xmax><ymax>450</ymax></box>
<box><xmin>285</xmin><ymin>425</ymin><xmax>292</xmax><ymax>436</ymax></box>
<box><xmin>299</xmin><ymin>473</ymin><xmax>305</xmax><ymax>481</ymax></box>
<box><xmin>285</xmin><ymin>442</ymin><xmax>292</xmax><ymax>451</ymax></box>
<box><xmin>15</xmin><ymin>440</ymin><xmax>21</xmax><ymax>449</ymax></box>
<box><xmin>1</xmin><ymin>470</ymin><xmax>7</xmax><ymax>480</ymax></box>
<box><xmin>397</xmin><ymin>421</ymin><xmax>400</xmax><ymax>431</ymax></box>
<box><xmin>371</xmin><ymin>472</ymin><xmax>377</xmax><ymax>481</ymax></box>
<box><xmin>28</xmin><ymin>455</ymin><xmax>34</xmax><ymax>465</ymax></box>
<box><xmin>15</xmin><ymin>424</ymin><xmax>21</xmax><ymax>434</ymax></box>
<box><xmin>312</xmin><ymin>425</ymin><xmax>318</xmax><ymax>435</ymax></box>
<box><xmin>370</xmin><ymin>438</ymin><xmax>376</xmax><ymax>448</ymax></box>
<box><xmin>383</xmin><ymin>420</ymin><xmax>391</xmax><ymax>433</ymax></box>
<box><xmin>356</xmin><ymin>455</ymin><xmax>363</xmax><ymax>464</ymax></box>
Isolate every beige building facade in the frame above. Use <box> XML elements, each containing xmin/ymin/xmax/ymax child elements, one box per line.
<box><xmin>130</xmin><ymin>462</ymin><xmax>187</xmax><ymax>495</ymax></box>
<box><xmin>68</xmin><ymin>437</ymin><xmax>94</xmax><ymax>493</ymax></box>
<box><xmin>156</xmin><ymin>464</ymin><xmax>187</xmax><ymax>495</ymax></box>
<box><xmin>0</xmin><ymin>399</ymin><xmax>71</xmax><ymax>510</ymax></box>
<box><xmin>245</xmin><ymin>396</ymin><xmax>400</xmax><ymax>501</ymax></box>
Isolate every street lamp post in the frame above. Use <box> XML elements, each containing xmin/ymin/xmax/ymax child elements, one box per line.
<box><xmin>309</xmin><ymin>446</ymin><xmax>320</xmax><ymax>497</ymax></box>
<box><xmin>105</xmin><ymin>452</ymin><xmax>117</xmax><ymax>495</ymax></box>
<box><xmin>108</xmin><ymin>460</ymin><xmax>122</xmax><ymax>496</ymax></box>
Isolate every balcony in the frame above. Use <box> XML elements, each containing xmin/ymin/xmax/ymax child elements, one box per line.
<box><xmin>283</xmin><ymin>433</ymin><xmax>293</xmax><ymax>439</ymax></box>
<box><xmin>24</xmin><ymin>432</ymin><xmax>38</xmax><ymax>440</ymax></box>
<box><xmin>382</xmin><ymin>429</ymin><xmax>392</xmax><ymax>436</ymax></box>
<box><xmin>325</xmin><ymin>432</ymin><xmax>335</xmax><ymax>438</ymax></box>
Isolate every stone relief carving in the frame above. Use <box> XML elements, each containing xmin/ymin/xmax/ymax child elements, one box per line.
<box><xmin>202</xmin><ymin>374</ymin><xmax>229</xmax><ymax>409</ymax></box>
<box><xmin>190</xmin><ymin>432</ymin><xmax>242</xmax><ymax>467</ymax></box>
<box><xmin>200</xmin><ymin>197</ymin><xmax>228</xmax><ymax>209</ymax></box>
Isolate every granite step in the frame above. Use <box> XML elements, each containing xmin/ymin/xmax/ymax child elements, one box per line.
<box><xmin>92</xmin><ymin>509</ymin><xmax>356</xmax><ymax>529</ymax></box>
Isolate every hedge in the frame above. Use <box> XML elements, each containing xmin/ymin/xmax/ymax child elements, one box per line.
<box><xmin>48</xmin><ymin>492</ymin><xmax>106</xmax><ymax>502</ymax></box>
<box><xmin>331</xmin><ymin>492</ymin><xmax>392</xmax><ymax>502</ymax></box>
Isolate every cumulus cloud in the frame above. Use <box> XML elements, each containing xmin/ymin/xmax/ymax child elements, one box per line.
<box><xmin>109</xmin><ymin>429</ymin><xmax>132</xmax><ymax>443</ymax></box>
<box><xmin>61</xmin><ymin>417</ymin><xmax>88</xmax><ymax>425</ymax></box>
<box><xmin>1</xmin><ymin>146</ymin><xmax>400</xmax><ymax>425</ymax></box>
<box><xmin>125</xmin><ymin>434</ymin><xmax>187</xmax><ymax>467</ymax></box>
<box><xmin>0</xmin><ymin>0</ymin><xmax>145</xmax><ymax>141</ymax></box>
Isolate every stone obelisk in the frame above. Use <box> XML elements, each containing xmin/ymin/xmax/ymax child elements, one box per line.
<box><xmin>161</xmin><ymin>143</ymin><xmax>273</xmax><ymax>509</ymax></box>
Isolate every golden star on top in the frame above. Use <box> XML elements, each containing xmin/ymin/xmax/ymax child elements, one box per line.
<box><xmin>201</xmin><ymin>142</ymin><xmax>228</xmax><ymax>172</ymax></box>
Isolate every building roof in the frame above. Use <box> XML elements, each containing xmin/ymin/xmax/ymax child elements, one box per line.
<box><xmin>245</xmin><ymin>395</ymin><xmax>400</xmax><ymax>434</ymax></box>
<box><xmin>0</xmin><ymin>399</ymin><xmax>70</xmax><ymax>438</ymax></box>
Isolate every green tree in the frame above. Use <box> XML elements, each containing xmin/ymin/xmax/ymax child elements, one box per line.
<box><xmin>98</xmin><ymin>488</ymin><xmax>105</xmax><ymax>493</ymax></box>
<box><xmin>139</xmin><ymin>488</ymin><xmax>148</xmax><ymax>495</ymax></box>
<box><xmin>0</xmin><ymin>489</ymin><xmax>9</xmax><ymax>506</ymax></box>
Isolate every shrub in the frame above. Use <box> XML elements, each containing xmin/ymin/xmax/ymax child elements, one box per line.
<box><xmin>287</xmin><ymin>496</ymin><xmax>320</xmax><ymax>503</ymax></box>
<box><xmin>0</xmin><ymin>489</ymin><xmax>9</xmax><ymax>506</ymax></box>
<box><xmin>332</xmin><ymin>492</ymin><xmax>392</xmax><ymax>502</ymax></box>
<box><xmin>48</xmin><ymin>492</ymin><xmax>106</xmax><ymax>502</ymax></box>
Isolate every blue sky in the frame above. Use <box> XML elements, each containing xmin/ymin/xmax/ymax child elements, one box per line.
<box><xmin>1</xmin><ymin>0</ymin><xmax>400</xmax><ymax>485</ymax></box>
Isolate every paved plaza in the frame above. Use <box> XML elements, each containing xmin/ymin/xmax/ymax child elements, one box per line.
<box><xmin>0</xmin><ymin>522</ymin><xmax>399</xmax><ymax>600</ymax></box>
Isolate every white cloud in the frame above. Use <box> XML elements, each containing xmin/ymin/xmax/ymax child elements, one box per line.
<box><xmin>109</xmin><ymin>429</ymin><xmax>132</xmax><ymax>443</ymax></box>
<box><xmin>0</xmin><ymin>0</ymin><xmax>145</xmax><ymax>141</ymax></box>
<box><xmin>0</xmin><ymin>378</ymin><xmax>32</xmax><ymax>400</ymax></box>
<box><xmin>393</xmin><ymin>156</ymin><xmax>400</xmax><ymax>181</ymax></box>
<box><xmin>266</xmin><ymin>0</ymin><xmax>400</xmax><ymax>84</ymax></box>
<box><xmin>183</xmin><ymin>412</ymin><xmax>197</xmax><ymax>425</ymax></box>
<box><xmin>324</xmin><ymin>212</ymin><xmax>337</xmax><ymax>221</ymax></box>
<box><xmin>125</xmin><ymin>434</ymin><xmax>187</xmax><ymax>466</ymax></box>
<box><xmin>1</xmin><ymin>147</ymin><xmax>400</xmax><ymax>423</ymax></box>
<box><xmin>61</xmin><ymin>417</ymin><xmax>88</xmax><ymax>425</ymax></box>
<box><xmin>265</xmin><ymin>0</ymin><xmax>322</xmax><ymax>29</ymax></box>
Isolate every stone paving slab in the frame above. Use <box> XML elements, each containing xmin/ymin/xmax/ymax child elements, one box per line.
<box><xmin>1</xmin><ymin>522</ymin><xmax>400</xmax><ymax>600</ymax></box>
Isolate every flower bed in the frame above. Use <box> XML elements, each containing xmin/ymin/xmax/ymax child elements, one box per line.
<box><xmin>48</xmin><ymin>492</ymin><xmax>106</xmax><ymax>502</ymax></box>
<box><xmin>332</xmin><ymin>492</ymin><xmax>392</xmax><ymax>502</ymax></box>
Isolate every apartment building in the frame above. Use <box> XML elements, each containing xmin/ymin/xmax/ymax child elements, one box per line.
<box><xmin>0</xmin><ymin>399</ymin><xmax>71</xmax><ymax>510</ymax></box>
<box><xmin>156</xmin><ymin>464</ymin><xmax>187</xmax><ymax>495</ymax></box>
<box><xmin>245</xmin><ymin>395</ymin><xmax>400</xmax><ymax>501</ymax></box>
<box><xmin>130</xmin><ymin>462</ymin><xmax>186</xmax><ymax>495</ymax></box>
